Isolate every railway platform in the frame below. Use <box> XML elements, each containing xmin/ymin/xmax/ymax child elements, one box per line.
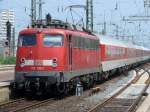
<box><xmin>0</xmin><ymin>66</ymin><xmax>14</xmax><ymax>82</ymax></box>
<box><xmin>136</xmin><ymin>87</ymin><xmax>150</xmax><ymax>112</ymax></box>
<box><xmin>0</xmin><ymin>65</ymin><xmax>14</xmax><ymax>103</ymax></box>
<box><xmin>0</xmin><ymin>81</ymin><xmax>10</xmax><ymax>103</ymax></box>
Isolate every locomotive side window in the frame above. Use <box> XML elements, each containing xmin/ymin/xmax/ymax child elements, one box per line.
<box><xmin>18</xmin><ymin>34</ymin><xmax>36</xmax><ymax>46</ymax></box>
<box><xmin>43</xmin><ymin>35</ymin><xmax>63</xmax><ymax>47</ymax></box>
<box><xmin>73</xmin><ymin>35</ymin><xmax>99</xmax><ymax>50</ymax></box>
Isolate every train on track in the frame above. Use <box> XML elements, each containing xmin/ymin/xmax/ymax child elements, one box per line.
<box><xmin>13</xmin><ymin>17</ymin><xmax>150</xmax><ymax>95</ymax></box>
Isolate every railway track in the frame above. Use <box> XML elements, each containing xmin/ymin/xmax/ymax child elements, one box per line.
<box><xmin>0</xmin><ymin>65</ymin><xmax>149</xmax><ymax>112</ymax></box>
<box><xmin>0</xmin><ymin>97</ymin><xmax>55</xmax><ymax>112</ymax></box>
<box><xmin>88</xmin><ymin>65</ymin><xmax>150</xmax><ymax>112</ymax></box>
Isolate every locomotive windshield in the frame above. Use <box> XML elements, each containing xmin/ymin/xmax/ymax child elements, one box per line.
<box><xmin>43</xmin><ymin>35</ymin><xmax>63</xmax><ymax>46</ymax></box>
<box><xmin>18</xmin><ymin>34</ymin><xmax>36</xmax><ymax>46</ymax></box>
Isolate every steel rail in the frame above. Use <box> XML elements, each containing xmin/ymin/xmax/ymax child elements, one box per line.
<box><xmin>88</xmin><ymin>65</ymin><xmax>150</xmax><ymax>112</ymax></box>
<box><xmin>0</xmin><ymin>98</ymin><xmax>55</xmax><ymax>112</ymax></box>
<box><xmin>127</xmin><ymin>68</ymin><xmax>150</xmax><ymax>112</ymax></box>
<box><xmin>0</xmin><ymin>98</ymin><xmax>25</xmax><ymax>108</ymax></box>
<box><xmin>11</xmin><ymin>98</ymin><xmax>55</xmax><ymax>112</ymax></box>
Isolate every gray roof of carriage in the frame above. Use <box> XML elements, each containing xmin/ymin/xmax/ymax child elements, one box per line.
<box><xmin>95</xmin><ymin>34</ymin><xmax>150</xmax><ymax>51</ymax></box>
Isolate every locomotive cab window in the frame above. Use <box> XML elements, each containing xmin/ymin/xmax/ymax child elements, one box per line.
<box><xmin>18</xmin><ymin>34</ymin><xmax>36</xmax><ymax>46</ymax></box>
<box><xmin>43</xmin><ymin>35</ymin><xmax>63</xmax><ymax>47</ymax></box>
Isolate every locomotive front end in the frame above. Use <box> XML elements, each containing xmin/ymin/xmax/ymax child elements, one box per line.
<box><xmin>14</xmin><ymin>29</ymin><xmax>66</xmax><ymax>94</ymax></box>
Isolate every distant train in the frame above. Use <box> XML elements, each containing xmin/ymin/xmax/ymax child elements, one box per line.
<box><xmin>13</xmin><ymin>19</ymin><xmax>150</xmax><ymax>95</ymax></box>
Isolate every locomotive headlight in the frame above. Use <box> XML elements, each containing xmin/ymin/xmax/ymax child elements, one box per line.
<box><xmin>52</xmin><ymin>58</ymin><xmax>57</xmax><ymax>67</ymax></box>
<box><xmin>20</xmin><ymin>58</ymin><xmax>25</xmax><ymax>67</ymax></box>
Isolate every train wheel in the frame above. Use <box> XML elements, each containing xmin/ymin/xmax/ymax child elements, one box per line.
<box><xmin>86</xmin><ymin>75</ymin><xmax>94</xmax><ymax>89</ymax></box>
<box><xmin>89</xmin><ymin>77</ymin><xmax>94</xmax><ymax>88</ymax></box>
<box><xmin>56</xmin><ymin>83</ymin><xmax>68</xmax><ymax>95</ymax></box>
<box><xmin>97</xmin><ymin>73</ymin><xmax>102</xmax><ymax>83</ymax></box>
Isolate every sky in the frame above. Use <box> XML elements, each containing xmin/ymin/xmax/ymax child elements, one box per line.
<box><xmin>0</xmin><ymin>0</ymin><xmax>150</xmax><ymax>46</ymax></box>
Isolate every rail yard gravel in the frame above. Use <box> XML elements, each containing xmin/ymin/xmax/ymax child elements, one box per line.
<box><xmin>28</xmin><ymin>71</ymin><xmax>135</xmax><ymax>112</ymax></box>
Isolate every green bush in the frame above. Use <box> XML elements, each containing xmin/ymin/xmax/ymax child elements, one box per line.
<box><xmin>0</xmin><ymin>56</ymin><xmax>16</xmax><ymax>65</ymax></box>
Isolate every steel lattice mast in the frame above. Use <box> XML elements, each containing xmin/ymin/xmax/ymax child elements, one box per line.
<box><xmin>31</xmin><ymin>0</ymin><xmax>36</xmax><ymax>25</ymax></box>
<box><xmin>86</xmin><ymin>0</ymin><xmax>93</xmax><ymax>32</ymax></box>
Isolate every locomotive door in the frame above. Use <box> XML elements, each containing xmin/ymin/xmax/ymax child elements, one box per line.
<box><xmin>67</xmin><ymin>34</ymin><xmax>72</xmax><ymax>71</ymax></box>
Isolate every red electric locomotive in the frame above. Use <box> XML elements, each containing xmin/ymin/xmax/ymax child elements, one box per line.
<box><xmin>14</xmin><ymin>20</ymin><xmax>100</xmax><ymax>94</ymax></box>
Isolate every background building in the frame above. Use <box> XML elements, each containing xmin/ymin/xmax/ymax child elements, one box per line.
<box><xmin>0</xmin><ymin>9</ymin><xmax>15</xmax><ymax>57</ymax></box>
<box><xmin>0</xmin><ymin>9</ymin><xmax>14</xmax><ymax>39</ymax></box>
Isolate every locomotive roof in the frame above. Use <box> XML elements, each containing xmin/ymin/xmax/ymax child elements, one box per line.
<box><xmin>19</xmin><ymin>28</ymin><xmax>98</xmax><ymax>40</ymax></box>
<box><xmin>95</xmin><ymin>34</ymin><xmax>150</xmax><ymax>51</ymax></box>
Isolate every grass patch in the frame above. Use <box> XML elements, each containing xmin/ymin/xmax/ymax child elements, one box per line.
<box><xmin>0</xmin><ymin>56</ymin><xmax>16</xmax><ymax>65</ymax></box>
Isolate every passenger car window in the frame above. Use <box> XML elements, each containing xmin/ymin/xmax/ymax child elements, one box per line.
<box><xmin>18</xmin><ymin>34</ymin><xmax>36</xmax><ymax>46</ymax></box>
<box><xmin>43</xmin><ymin>35</ymin><xmax>63</xmax><ymax>46</ymax></box>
